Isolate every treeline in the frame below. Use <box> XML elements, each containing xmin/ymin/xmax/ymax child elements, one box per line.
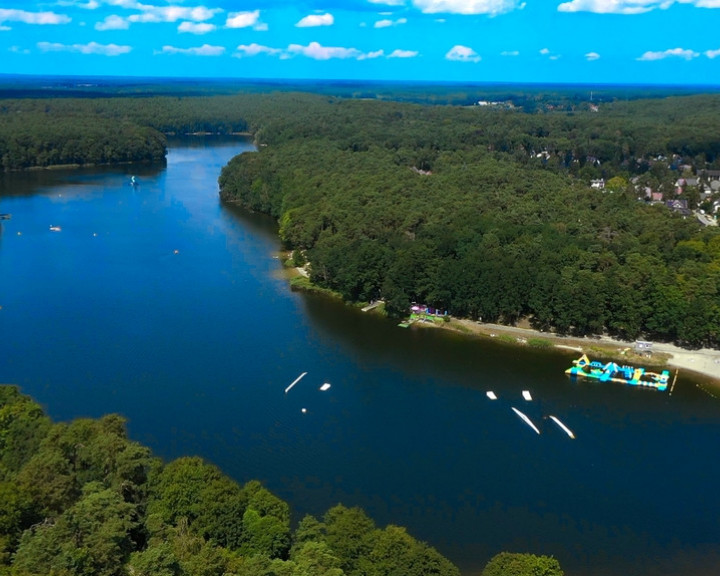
<box><xmin>0</xmin><ymin>385</ymin><xmax>465</xmax><ymax>576</ymax></box>
<box><xmin>219</xmin><ymin>93</ymin><xmax>720</xmax><ymax>347</ymax></box>
<box><xmin>0</xmin><ymin>96</ymin><xmax>247</xmax><ymax>170</ymax></box>
<box><xmin>5</xmin><ymin>89</ymin><xmax>720</xmax><ymax>177</ymax></box>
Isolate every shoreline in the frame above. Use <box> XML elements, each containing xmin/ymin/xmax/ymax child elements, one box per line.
<box><xmin>443</xmin><ymin>318</ymin><xmax>720</xmax><ymax>385</ymax></box>
<box><xmin>285</xmin><ymin>262</ymin><xmax>720</xmax><ymax>385</ymax></box>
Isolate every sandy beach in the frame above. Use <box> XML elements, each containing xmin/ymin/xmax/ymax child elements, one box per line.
<box><xmin>290</xmin><ymin>263</ymin><xmax>720</xmax><ymax>385</ymax></box>
<box><xmin>447</xmin><ymin>319</ymin><xmax>720</xmax><ymax>384</ymax></box>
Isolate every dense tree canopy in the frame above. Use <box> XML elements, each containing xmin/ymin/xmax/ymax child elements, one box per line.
<box><xmin>481</xmin><ymin>552</ymin><xmax>563</xmax><ymax>576</ymax></box>
<box><xmin>0</xmin><ymin>386</ymin><xmax>464</xmax><ymax>576</ymax></box>
<box><xmin>218</xmin><ymin>92</ymin><xmax>720</xmax><ymax>348</ymax></box>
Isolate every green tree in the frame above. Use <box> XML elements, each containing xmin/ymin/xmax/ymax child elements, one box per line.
<box><xmin>481</xmin><ymin>552</ymin><xmax>563</xmax><ymax>576</ymax></box>
<box><xmin>12</xmin><ymin>482</ymin><xmax>138</xmax><ymax>576</ymax></box>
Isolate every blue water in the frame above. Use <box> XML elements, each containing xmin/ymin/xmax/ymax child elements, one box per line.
<box><xmin>1</xmin><ymin>137</ymin><xmax>719</xmax><ymax>576</ymax></box>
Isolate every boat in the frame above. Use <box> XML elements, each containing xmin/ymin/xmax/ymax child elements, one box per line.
<box><xmin>565</xmin><ymin>354</ymin><xmax>669</xmax><ymax>391</ymax></box>
<box><xmin>511</xmin><ymin>407</ymin><xmax>540</xmax><ymax>434</ymax></box>
<box><xmin>549</xmin><ymin>415</ymin><xmax>575</xmax><ymax>439</ymax></box>
<box><xmin>49</xmin><ymin>225</ymin><xmax>62</xmax><ymax>232</ymax></box>
<box><xmin>486</xmin><ymin>391</ymin><xmax>497</xmax><ymax>400</ymax></box>
<box><xmin>522</xmin><ymin>390</ymin><xmax>532</xmax><ymax>401</ymax></box>
<box><xmin>319</xmin><ymin>383</ymin><xmax>331</xmax><ymax>391</ymax></box>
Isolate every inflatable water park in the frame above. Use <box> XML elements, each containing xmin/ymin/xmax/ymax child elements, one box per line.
<box><xmin>566</xmin><ymin>354</ymin><xmax>670</xmax><ymax>391</ymax></box>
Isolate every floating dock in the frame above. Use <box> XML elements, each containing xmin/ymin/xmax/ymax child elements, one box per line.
<box><xmin>566</xmin><ymin>354</ymin><xmax>669</xmax><ymax>391</ymax></box>
<box><xmin>319</xmin><ymin>383</ymin><xmax>331</xmax><ymax>391</ymax></box>
<box><xmin>486</xmin><ymin>391</ymin><xmax>497</xmax><ymax>400</ymax></box>
<box><xmin>285</xmin><ymin>372</ymin><xmax>307</xmax><ymax>394</ymax></box>
<box><xmin>522</xmin><ymin>390</ymin><xmax>532</xmax><ymax>401</ymax></box>
<box><xmin>549</xmin><ymin>415</ymin><xmax>575</xmax><ymax>439</ymax></box>
<box><xmin>511</xmin><ymin>407</ymin><xmax>541</xmax><ymax>435</ymax></box>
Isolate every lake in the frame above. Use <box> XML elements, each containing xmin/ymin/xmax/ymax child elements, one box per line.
<box><xmin>1</xmin><ymin>137</ymin><xmax>719</xmax><ymax>576</ymax></box>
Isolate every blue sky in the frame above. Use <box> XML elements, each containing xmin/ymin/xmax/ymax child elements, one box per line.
<box><xmin>1</xmin><ymin>0</ymin><xmax>719</xmax><ymax>84</ymax></box>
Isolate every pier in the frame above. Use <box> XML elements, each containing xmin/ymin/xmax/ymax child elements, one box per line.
<box><xmin>361</xmin><ymin>300</ymin><xmax>384</xmax><ymax>312</ymax></box>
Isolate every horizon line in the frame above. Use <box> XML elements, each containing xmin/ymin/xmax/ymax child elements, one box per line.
<box><xmin>1</xmin><ymin>72</ymin><xmax>720</xmax><ymax>91</ymax></box>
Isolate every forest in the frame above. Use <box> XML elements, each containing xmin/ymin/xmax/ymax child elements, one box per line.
<box><xmin>217</xmin><ymin>92</ymin><xmax>720</xmax><ymax>348</ymax></box>
<box><xmin>2</xmin><ymin>86</ymin><xmax>720</xmax><ymax>347</ymax></box>
<box><xmin>0</xmin><ymin>385</ymin><xmax>563</xmax><ymax>576</ymax></box>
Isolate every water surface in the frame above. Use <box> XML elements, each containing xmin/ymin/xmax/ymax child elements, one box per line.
<box><xmin>1</xmin><ymin>137</ymin><xmax>719</xmax><ymax>576</ymax></box>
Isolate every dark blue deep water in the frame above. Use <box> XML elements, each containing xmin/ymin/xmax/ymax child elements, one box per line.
<box><xmin>1</xmin><ymin>137</ymin><xmax>720</xmax><ymax>576</ymax></box>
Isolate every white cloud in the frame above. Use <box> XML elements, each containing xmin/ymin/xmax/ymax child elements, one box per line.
<box><xmin>95</xmin><ymin>15</ymin><xmax>129</xmax><ymax>30</ymax></box>
<box><xmin>178</xmin><ymin>21</ymin><xmax>216</xmax><ymax>34</ymax></box>
<box><xmin>0</xmin><ymin>8</ymin><xmax>71</xmax><ymax>25</ymax></box>
<box><xmin>126</xmin><ymin>5</ymin><xmax>220</xmax><ymax>24</ymax></box>
<box><xmin>234</xmin><ymin>43</ymin><xmax>282</xmax><ymax>57</ymax></box>
<box><xmin>585</xmin><ymin>51</ymin><xmax>600</xmax><ymax>60</ymax></box>
<box><xmin>9</xmin><ymin>45</ymin><xmax>30</xmax><ymax>53</ymax></box>
<box><xmin>159</xmin><ymin>44</ymin><xmax>225</xmax><ymax>56</ymax></box>
<box><xmin>501</xmin><ymin>50</ymin><xmax>519</xmax><ymax>56</ymax></box>
<box><xmin>539</xmin><ymin>47</ymin><xmax>561</xmax><ymax>59</ymax></box>
<box><xmin>296</xmin><ymin>13</ymin><xmax>334</xmax><ymax>27</ymax></box>
<box><xmin>359</xmin><ymin>49</ymin><xmax>386</xmax><ymax>59</ymax></box>
<box><xmin>637</xmin><ymin>47</ymin><xmax>699</xmax><ymax>60</ymax></box>
<box><xmin>706</xmin><ymin>48</ymin><xmax>720</xmax><ymax>58</ymax></box>
<box><xmin>446</xmin><ymin>44</ymin><xmax>481</xmax><ymax>62</ymax></box>
<box><xmin>374</xmin><ymin>17</ymin><xmax>407</xmax><ymax>27</ymax></box>
<box><xmin>388</xmin><ymin>48</ymin><xmax>418</xmax><ymax>57</ymax></box>
<box><xmin>287</xmin><ymin>41</ymin><xmax>362</xmax><ymax>60</ymax></box>
<box><xmin>412</xmin><ymin>0</ymin><xmax>524</xmax><ymax>15</ymax></box>
<box><xmin>226</xmin><ymin>10</ymin><xmax>266</xmax><ymax>30</ymax></box>
<box><xmin>368</xmin><ymin>0</ymin><xmax>406</xmax><ymax>5</ymax></box>
<box><xmin>57</xmin><ymin>0</ymin><xmax>100</xmax><ymax>8</ymax></box>
<box><xmin>232</xmin><ymin>42</ymin><xmax>415</xmax><ymax>61</ymax></box>
<box><xmin>37</xmin><ymin>41</ymin><xmax>131</xmax><ymax>55</ymax></box>
<box><xmin>558</xmin><ymin>1</ymin><xmax>720</xmax><ymax>14</ymax></box>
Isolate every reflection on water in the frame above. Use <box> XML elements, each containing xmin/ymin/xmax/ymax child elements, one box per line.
<box><xmin>1</xmin><ymin>137</ymin><xmax>719</xmax><ymax>576</ymax></box>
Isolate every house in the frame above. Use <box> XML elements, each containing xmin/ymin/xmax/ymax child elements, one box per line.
<box><xmin>666</xmin><ymin>199</ymin><xmax>692</xmax><ymax>216</ymax></box>
<box><xmin>590</xmin><ymin>179</ymin><xmax>605</xmax><ymax>189</ymax></box>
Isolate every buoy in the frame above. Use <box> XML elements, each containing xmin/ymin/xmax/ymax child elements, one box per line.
<box><xmin>301</xmin><ymin>408</ymin><xmax>307</xmax><ymax>414</ymax></box>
